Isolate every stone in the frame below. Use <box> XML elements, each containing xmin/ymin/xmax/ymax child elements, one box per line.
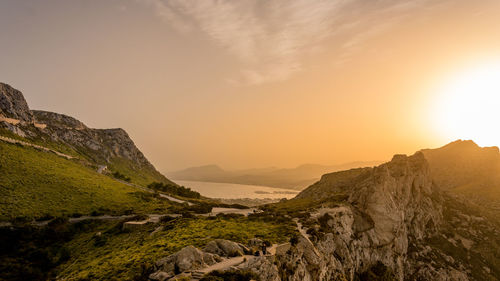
<box><xmin>203</xmin><ymin>239</ymin><xmax>250</xmax><ymax>257</ymax></box>
<box><xmin>153</xmin><ymin>246</ymin><xmax>221</xmax><ymax>278</ymax></box>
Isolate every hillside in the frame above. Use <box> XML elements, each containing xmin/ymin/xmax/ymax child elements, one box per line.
<box><xmin>0</xmin><ymin>141</ymin><xmax>176</xmax><ymax>220</ymax></box>
<box><xmin>167</xmin><ymin>161</ymin><xmax>382</xmax><ymax>190</ymax></box>
<box><xmin>0</xmin><ymin>82</ymin><xmax>172</xmax><ymax>187</ymax></box>
<box><xmin>421</xmin><ymin>140</ymin><xmax>500</xmax><ymax>209</ymax></box>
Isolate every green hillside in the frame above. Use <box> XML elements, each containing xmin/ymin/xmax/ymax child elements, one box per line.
<box><xmin>0</xmin><ymin>140</ymin><xmax>176</xmax><ymax>221</ymax></box>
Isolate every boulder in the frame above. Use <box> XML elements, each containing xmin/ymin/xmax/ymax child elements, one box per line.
<box><xmin>204</xmin><ymin>239</ymin><xmax>250</xmax><ymax>257</ymax></box>
<box><xmin>152</xmin><ymin>246</ymin><xmax>221</xmax><ymax>279</ymax></box>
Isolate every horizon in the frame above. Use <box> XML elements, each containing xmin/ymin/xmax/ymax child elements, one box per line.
<box><xmin>2</xmin><ymin>0</ymin><xmax>500</xmax><ymax>171</ymax></box>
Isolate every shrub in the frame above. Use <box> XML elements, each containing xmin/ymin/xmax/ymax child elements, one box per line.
<box><xmin>148</xmin><ymin>182</ymin><xmax>201</xmax><ymax>199</ymax></box>
<box><xmin>112</xmin><ymin>171</ymin><xmax>131</xmax><ymax>182</ymax></box>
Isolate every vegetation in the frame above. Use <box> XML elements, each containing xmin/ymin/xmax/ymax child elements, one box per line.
<box><xmin>148</xmin><ymin>182</ymin><xmax>201</xmax><ymax>199</ymax></box>
<box><xmin>107</xmin><ymin>157</ymin><xmax>173</xmax><ymax>188</ymax></box>
<box><xmin>0</xmin><ymin>127</ymin><xmax>81</xmax><ymax>158</ymax></box>
<box><xmin>0</xmin><ymin>218</ymin><xmax>83</xmax><ymax>281</ymax></box>
<box><xmin>0</xmin><ymin>141</ymin><xmax>177</xmax><ymax>221</ymax></box>
<box><xmin>112</xmin><ymin>171</ymin><xmax>131</xmax><ymax>182</ymax></box>
<box><xmin>0</xmin><ymin>215</ymin><xmax>296</xmax><ymax>280</ymax></box>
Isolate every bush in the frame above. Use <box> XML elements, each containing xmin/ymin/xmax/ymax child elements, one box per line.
<box><xmin>148</xmin><ymin>182</ymin><xmax>201</xmax><ymax>199</ymax></box>
<box><xmin>112</xmin><ymin>171</ymin><xmax>131</xmax><ymax>182</ymax></box>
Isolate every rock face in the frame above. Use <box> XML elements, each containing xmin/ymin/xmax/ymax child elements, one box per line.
<box><xmin>0</xmin><ymin>83</ymin><xmax>34</xmax><ymax>122</ymax></box>
<box><xmin>32</xmin><ymin>110</ymin><xmax>160</xmax><ymax>169</ymax></box>
<box><xmin>274</xmin><ymin>153</ymin><xmax>444</xmax><ymax>280</ymax></box>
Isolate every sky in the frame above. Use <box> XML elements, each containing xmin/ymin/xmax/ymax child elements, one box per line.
<box><xmin>1</xmin><ymin>0</ymin><xmax>500</xmax><ymax>172</ymax></box>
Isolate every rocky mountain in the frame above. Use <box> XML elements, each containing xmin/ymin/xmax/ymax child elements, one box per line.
<box><xmin>150</xmin><ymin>150</ymin><xmax>500</xmax><ymax>280</ymax></box>
<box><xmin>251</xmin><ymin>152</ymin><xmax>499</xmax><ymax>280</ymax></box>
<box><xmin>0</xmin><ymin>82</ymin><xmax>173</xmax><ymax>186</ymax></box>
<box><xmin>421</xmin><ymin>140</ymin><xmax>500</xmax><ymax>205</ymax></box>
<box><xmin>167</xmin><ymin>161</ymin><xmax>382</xmax><ymax>190</ymax></box>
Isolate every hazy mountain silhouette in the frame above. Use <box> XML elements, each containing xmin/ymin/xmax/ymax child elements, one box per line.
<box><xmin>167</xmin><ymin>161</ymin><xmax>383</xmax><ymax>190</ymax></box>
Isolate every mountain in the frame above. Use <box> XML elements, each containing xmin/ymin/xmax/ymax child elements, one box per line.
<box><xmin>0</xmin><ymin>82</ymin><xmax>172</xmax><ymax>187</ymax></box>
<box><xmin>420</xmin><ymin>140</ymin><xmax>500</xmax><ymax>212</ymax></box>
<box><xmin>168</xmin><ymin>161</ymin><xmax>383</xmax><ymax>190</ymax></box>
<box><xmin>249</xmin><ymin>151</ymin><xmax>500</xmax><ymax>281</ymax></box>
<box><xmin>0</xmin><ymin>82</ymin><xmax>184</xmax><ymax>220</ymax></box>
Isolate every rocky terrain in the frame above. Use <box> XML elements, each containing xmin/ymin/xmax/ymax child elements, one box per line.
<box><xmin>148</xmin><ymin>152</ymin><xmax>500</xmax><ymax>281</ymax></box>
<box><xmin>2</xmin><ymin>81</ymin><xmax>500</xmax><ymax>281</ymax></box>
<box><xmin>0</xmin><ymin>82</ymin><xmax>172</xmax><ymax>186</ymax></box>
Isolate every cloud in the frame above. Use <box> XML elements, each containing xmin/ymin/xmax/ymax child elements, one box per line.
<box><xmin>140</xmin><ymin>0</ymin><xmax>450</xmax><ymax>84</ymax></box>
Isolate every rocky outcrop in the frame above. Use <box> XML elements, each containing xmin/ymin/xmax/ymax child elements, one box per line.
<box><xmin>0</xmin><ymin>83</ymin><xmax>34</xmax><ymax>123</ymax></box>
<box><xmin>150</xmin><ymin>246</ymin><xmax>222</xmax><ymax>281</ymax></box>
<box><xmin>203</xmin><ymin>239</ymin><xmax>250</xmax><ymax>257</ymax></box>
<box><xmin>265</xmin><ymin>153</ymin><xmax>450</xmax><ymax>281</ymax></box>
<box><xmin>32</xmin><ymin>110</ymin><xmax>155</xmax><ymax>166</ymax></box>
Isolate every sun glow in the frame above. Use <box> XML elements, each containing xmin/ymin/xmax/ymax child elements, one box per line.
<box><xmin>432</xmin><ymin>61</ymin><xmax>500</xmax><ymax>147</ymax></box>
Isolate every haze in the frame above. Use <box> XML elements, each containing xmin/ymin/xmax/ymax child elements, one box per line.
<box><xmin>1</xmin><ymin>0</ymin><xmax>500</xmax><ymax>171</ymax></box>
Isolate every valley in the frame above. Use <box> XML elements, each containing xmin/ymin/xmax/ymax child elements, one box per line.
<box><xmin>1</xmin><ymin>83</ymin><xmax>500</xmax><ymax>281</ymax></box>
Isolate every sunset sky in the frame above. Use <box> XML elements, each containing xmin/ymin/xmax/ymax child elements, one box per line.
<box><xmin>1</xmin><ymin>0</ymin><xmax>500</xmax><ymax>171</ymax></box>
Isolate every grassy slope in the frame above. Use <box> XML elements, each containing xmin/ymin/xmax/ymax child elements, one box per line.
<box><xmin>107</xmin><ymin>156</ymin><xmax>173</xmax><ymax>187</ymax></box>
<box><xmin>56</xmin><ymin>216</ymin><xmax>295</xmax><ymax>280</ymax></box>
<box><xmin>0</xmin><ymin>141</ymin><xmax>176</xmax><ymax>221</ymax></box>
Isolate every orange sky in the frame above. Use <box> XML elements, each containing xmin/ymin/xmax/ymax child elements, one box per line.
<box><xmin>1</xmin><ymin>0</ymin><xmax>500</xmax><ymax>171</ymax></box>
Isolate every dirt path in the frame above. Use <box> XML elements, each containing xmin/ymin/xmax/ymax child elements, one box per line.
<box><xmin>0</xmin><ymin>135</ymin><xmax>74</xmax><ymax>159</ymax></box>
<box><xmin>294</xmin><ymin>218</ymin><xmax>321</xmax><ymax>256</ymax></box>
<box><xmin>198</xmin><ymin>255</ymin><xmax>254</xmax><ymax>274</ymax></box>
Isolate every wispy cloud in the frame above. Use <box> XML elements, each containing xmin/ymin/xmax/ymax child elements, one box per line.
<box><xmin>140</xmin><ymin>0</ymin><xmax>450</xmax><ymax>84</ymax></box>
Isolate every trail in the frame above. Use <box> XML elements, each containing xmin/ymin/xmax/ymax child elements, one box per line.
<box><xmin>294</xmin><ymin>218</ymin><xmax>321</xmax><ymax>256</ymax></box>
<box><xmin>0</xmin><ymin>135</ymin><xmax>74</xmax><ymax>159</ymax></box>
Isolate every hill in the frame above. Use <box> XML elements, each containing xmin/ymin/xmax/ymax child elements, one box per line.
<box><xmin>0</xmin><ymin>82</ymin><xmax>172</xmax><ymax>187</ymax></box>
<box><xmin>0</xmin><ymin>82</ymin><xmax>192</xmax><ymax>221</ymax></box>
<box><xmin>0</xmin><ymin>140</ymin><xmax>176</xmax><ymax>220</ymax></box>
<box><xmin>167</xmin><ymin>161</ymin><xmax>382</xmax><ymax>190</ymax></box>
<box><xmin>421</xmin><ymin>140</ymin><xmax>500</xmax><ymax>208</ymax></box>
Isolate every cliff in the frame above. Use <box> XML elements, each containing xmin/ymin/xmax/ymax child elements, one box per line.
<box><xmin>235</xmin><ymin>152</ymin><xmax>500</xmax><ymax>280</ymax></box>
<box><xmin>0</xmin><ymin>83</ymin><xmax>34</xmax><ymax>123</ymax></box>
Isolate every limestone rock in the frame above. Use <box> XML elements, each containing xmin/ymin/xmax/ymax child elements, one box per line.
<box><xmin>0</xmin><ymin>83</ymin><xmax>34</xmax><ymax>123</ymax></box>
<box><xmin>203</xmin><ymin>239</ymin><xmax>250</xmax><ymax>257</ymax></box>
<box><xmin>152</xmin><ymin>246</ymin><xmax>221</xmax><ymax>279</ymax></box>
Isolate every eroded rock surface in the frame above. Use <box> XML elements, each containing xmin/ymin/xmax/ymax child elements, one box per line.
<box><xmin>150</xmin><ymin>246</ymin><xmax>221</xmax><ymax>280</ymax></box>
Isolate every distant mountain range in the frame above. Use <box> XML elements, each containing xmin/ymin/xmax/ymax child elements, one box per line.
<box><xmin>167</xmin><ymin>161</ymin><xmax>383</xmax><ymax>190</ymax></box>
